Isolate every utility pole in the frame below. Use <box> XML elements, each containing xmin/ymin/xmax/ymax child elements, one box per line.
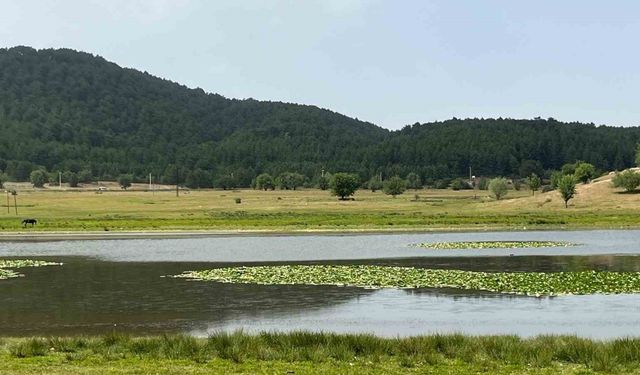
<box><xmin>149</xmin><ymin>173</ymin><xmax>152</xmax><ymax>191</ymax></box>
<box><xmin>5</xmin><ymin>191</ymin><xmax>8</xmax><ymax>214</ymax></box>
<box><xmin>12</xmin><ymin>191</ymin><xmax>17</xmax><ymax>215</ymax></box>
<box><xmin>59</xmin><ymin>171</ymin><xmax>62</xmax><ymax>189</ymax></box>
<box><xmin>175</xmin><ymin>167</ymin><xmax>179</xmax><ymax>197</ymax></box>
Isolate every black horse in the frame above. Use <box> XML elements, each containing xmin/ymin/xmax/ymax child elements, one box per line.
<box><xmin>22</xmin><ymin>218</ymin><xmax>37</xmax><ymax>228</ymax></box>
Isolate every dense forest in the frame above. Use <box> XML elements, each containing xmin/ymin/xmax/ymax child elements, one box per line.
<box><xmin>1</xmin><ymin>46</ymin><xmax>639</xmax><ymax>188</ymax></box>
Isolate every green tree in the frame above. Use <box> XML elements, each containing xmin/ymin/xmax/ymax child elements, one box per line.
<box><xmin>367</xmin><ymin>175</ymin><xmax>383</xmax><ymax>192</ymax></box>
<box><xmin>526</xmin><ymin>173</ymin><xmax>542</xmax><ymax>195</ymax></box>
<box><xmin>405</xmin><ymin>172</ymin><xmax>422</xmax><ymax>190</ymax></box>
<box><xmin>612</xmin><ymin>170</ymin><xmax>640</xmax><ymax>192</ymax></box>
<box><xmin>276</xmin><ymin>172</ymin><xmax>305</xmax><ymax>190</ymax></box>
<box><xmin>558</xmin><ymin>175</ymin><xmax>577</xmax><ymax>208</ymax></box>
<box><xmin>450</xmin><ymin>178</ymin><xmax>471</xmax><ymax>190</ymax></box>
<box><xmin>118</xmin><ymin>174</ymin><xmax>133</xmax><ymax>190</ymax></box>
<box><xmin>550</xmin><ymin>171</ymin><xmax>563</xmax><ymax>190</ymax></box>
<box><xmin>62</xmin><ymin>171</ymin><xmax>79</xmax><ymax>187</ymax></box>
<box><xmin>330</xmin><ymin>173</ymin><xmax>359</xmax><ymax>200</ymax></box>
<box><xmin>30</xmin><ymin>170</ymin><xmax>47</xmax><ymax>188</ymax></box>
<box><xmin>383</xmin><ymin>176</ymin><xmax>407</xmax><ymax>198</ymax></box>
<box><xmin>488</xmin><ymin>177</ymin><xmax>508</xmax><ymax>200</ymax></box>
<box><xmin>255</xmin><ymin>173</ymin><xmax>275</xmax><ymax>191</ymax></box>
<box><xmin>573</xmin><ymin>162</ymin><xmax>596</xmax><ymax>184</ymax></box>
<box><xmin>185</xmin><ymin>169</ymin><xmax>211</xmax><ymax>189</ymax></box>
<box><xmin>317</xmin><ymin>173</ymin><xmax>331</xmax><ymax>190</ymax></box>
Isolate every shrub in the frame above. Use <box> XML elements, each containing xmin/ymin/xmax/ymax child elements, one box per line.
<box><xmin>488</xmin><ymin>177</ymin><xmax>508</xmax><ymax>200</ymax></box>
<box><xmin>526</xmin><ymin>173</ymin><xmax>542</xmax><ymax>195</ymax></box>
<box><xmin>383</xmin><ymin>176</ymin><xmax>407</xmax><ymax>197</ymax></box>
<box><xmin>612</xmin><ymin>170</ymin><xmax>640</xmax><ymax>192</ymax></box>
<box><xmin>29</xmin><ymin>170</ymin><xmax>47</xmax><ymax>188</ymax></box>
<box><xmin>574</xmin><ymin>162</ymin><xmax>596</xmax><ymax>184</ymax></box>
<box><xmin>450</xmin><ymin>178</ymin><xmax>471</xmax><ymax>191</ymax></box>
<box><xmin>117</xmin><ymin>174</ymin><xmax>133</xmax><ymax>190</ymax></box>
<box><xmin>405</xmin><ymin>172</ymin><xmax>422</xmax><ymax>190</ymax></box>
<box><xmin>255</xmin><ymin>173</ymin><xmax>275</xmax><ymax>191</ymax></box>
<box><xmin>367</xmin><ymin>176</ymin><xmax>383</xmax><ymax>192</ymax></box>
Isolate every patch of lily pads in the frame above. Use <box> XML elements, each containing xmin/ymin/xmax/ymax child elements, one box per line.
<box><xmin>175</xmin><ymin>265</ymin><xmax>640</xmax><ymax>296</ymax></box>
<box><xmin>412</xmin><ymin>241</ymin><xmax>576</xmax><ymax>250</ymax></box>
<box><xmin>0</xmin><ymin>259</ymin><xmax>62</xmax><ymax>280</ymax></box>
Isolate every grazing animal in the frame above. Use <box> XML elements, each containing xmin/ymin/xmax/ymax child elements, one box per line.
<box><xmin>22</xmin><ymin>218</ymin><xmax>37</xmax><ymax>228</ymax></box>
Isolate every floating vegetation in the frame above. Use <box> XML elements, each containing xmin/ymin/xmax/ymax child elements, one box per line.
<box><xmin>412</xmin><ymin>241</ymin><xmax>576</xmax><ymax>250</ymax></box>
<box><xmin>175</xmin><ymin>265</ymin><xmax>640</xmax><ymax>296</ymax></box>
<box><xmin>0</xmin><ymin>259</ymin><xmax>62</xmax><ymax>280</ymax></box>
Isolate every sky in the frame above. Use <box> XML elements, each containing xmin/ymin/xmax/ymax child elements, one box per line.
<box><xmin>1</xmin><ymin>0</ymin><xmax>639</xmax><ymax>129</ymax></box>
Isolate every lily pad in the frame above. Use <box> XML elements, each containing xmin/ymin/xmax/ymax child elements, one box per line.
<box><xmin>0</xmin><ymin>259</ymin><xmax>62</xmax><ymax>280</ymax></box>
<box><xmin>175</xmin><ymin>265</ymin><xmax>640</xmax><ymax>296</ymax></box>
<box><xmin>412</xmin><ymin>241</ymin><xmax>575</xmax><ymax>250</ymax></box>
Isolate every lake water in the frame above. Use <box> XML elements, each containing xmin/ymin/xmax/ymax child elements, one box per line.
<box><xmin>0</xmin><ymin>230</ymin><xmax>639</xmax><ymax>338</ymax></box>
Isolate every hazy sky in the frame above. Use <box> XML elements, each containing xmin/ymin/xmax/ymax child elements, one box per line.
<box><xmin>1</xmin><ymin>0</ymin><xmax>639</xmax><ymax>129</ymax></box>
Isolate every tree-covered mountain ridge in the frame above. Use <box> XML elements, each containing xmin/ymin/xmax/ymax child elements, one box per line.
<box><xmin>1</xmin><ymin>46</ymin><xmax>638</xmax><ymax>187</ymax></box>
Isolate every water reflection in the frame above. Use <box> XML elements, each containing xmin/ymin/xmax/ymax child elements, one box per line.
<box><xmin>0</xmin><ymin>254</ymin><xmax>640</xmax><ymax>337</ymax></box>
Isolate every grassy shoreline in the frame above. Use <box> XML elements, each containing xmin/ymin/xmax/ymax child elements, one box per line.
<box><xmin>0</xmin><ymin>181</ymin><xmax>638</xmax><ymax>235</ymax></box>
<box><xmin>1</xmin><ymin>332</ymin><xmax>639</xmax><ymax>374</ymax></box>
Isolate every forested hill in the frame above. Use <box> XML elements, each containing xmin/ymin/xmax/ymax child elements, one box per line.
<box><xmin>1</xmin><ymin>46</ymin><xmax>639</xmax><ymax>187</ymax></box>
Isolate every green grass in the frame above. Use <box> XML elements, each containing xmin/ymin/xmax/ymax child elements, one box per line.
<box><xmin>175</xmin><ymin>265</ymin><xmax>640</xmax><ymax>296</ymax></box>
<box><xmin>1</xmin><ymin>332</ymin><xmax>640</xmax><ymax>374</ymax></box>
<box><xmin>2</xmin><ymin>184</ymin><xmax>640</xmax><ymax>233</ymax></box>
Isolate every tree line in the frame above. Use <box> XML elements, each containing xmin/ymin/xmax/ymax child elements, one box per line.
<box><xmin>2</xmin><ymin>46</ymin><xmax>640</xmax><ymax>188</ymax></box>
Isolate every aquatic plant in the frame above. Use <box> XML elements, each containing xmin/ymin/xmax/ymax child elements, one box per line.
<box><xmin>412</xmin><ymin>241</ymin><xmax>575</xmax><ymax>250</ymax></box>
<box><xmin>175</xmin><ymin>265</ymin><xmax>640</xmax><ymax>296</ymax></box>
<box><xmin>0</xmin><ymin>259</ymin><xmax>62</xmax><ymax>280</ymax></box>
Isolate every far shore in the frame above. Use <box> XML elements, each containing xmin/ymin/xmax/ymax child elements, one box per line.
<box><xmin>0</xmin><ymin>226</ymin><xmax>635</xmax><ymax>242</ymax></box>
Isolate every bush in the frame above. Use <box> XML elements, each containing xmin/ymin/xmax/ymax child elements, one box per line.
<box><xmin>383</xmin><ymin>176</ymin><xmax>407</xmax><ymax>197</ymax></box>
<box><xmin>367</xmin><ymin>176</ymin><xmax>383</xmax><ymax>192</ymax></box>
<box><xmin>117</xmin><ymin>174</ymin><xmax>133</xmax><ymax>190</ymax></box>
<box><xmin>317</xmin><ymin>174</ymin><xmax>331</xmax><ymax>190</ymax></box>
<box><xmin>255</xmin><ymin>173</ymin><xmax>275</xmax><ymax>191</ymax></box>
<box><xmin>612</xmin><ymin>170</ymin><xmax>640</xmax><ymax>192</ymax></box>
<box><xmin>276</xmin><ymin>172</ymin><xmax>305</xmax><ymax>190</ymax></box>
<box><xmin>476</xmin><ymin>177</ymin><xmax>489</xmax><ymax>190</ymax></box>
<box><xmin>450</xmin><ymin>178</ymin><xmax>471</xmax><ymax>191</ymax></box>
<box><xmin>574</xmin><ymin>162</ymin><xmax>596</xmax><ymax>184</ymax></box>
<box><xmin>234</xmin><ymin>198</ymin><xmax>242</xmax><ymax>204</ymax></box>
<box><xmin>30</xmin><ymin>170</ymin><xmax>47</xmax><ymax>188</ymax></box>
<box><xmin>434</xmin><ymin>179</ymin><xmax>451</xmax><ymax>189</ymax></box>
<box><xmin>550</xmin><ymin>171</ymin><xmax>563</xmax><ymax>189</ymax></box>
<box><xmin>330</xmin><ymin>173</ymin><xmax>359</xmax><ymax>200</ymax></box>
<box><xmin>405</xmin><ymin>172</ymin><xmax>422</xmax><ymax>190</ymax></box>
<box><xmin>488</xmin><ymin>177</ymin><xmax>508</xmax><ymax>200</ymax></box>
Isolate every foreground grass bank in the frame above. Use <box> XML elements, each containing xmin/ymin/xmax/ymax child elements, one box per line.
<box><xmin>2</xmin><ymin>332</ymin><xmax>640</xmax><ymax>374</ymax></box>
<box><xmin>0</xmin><ymin>177</ymin><xmax>638</xmax><ymax>233</ymax></box>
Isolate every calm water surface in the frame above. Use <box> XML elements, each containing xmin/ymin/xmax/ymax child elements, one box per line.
<box><xmin>0</xmin><ymin>230</ymin><xmax>639</xmax><ymax>338</ymax></box>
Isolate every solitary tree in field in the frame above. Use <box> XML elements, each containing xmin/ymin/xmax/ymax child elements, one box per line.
<box><xmin>276</xmin><ymin>172</ymin><xmax>305</xmax><ymax>190</ymax></box>
<box><xmin>406</xmin><ymin>172</ymin><xmax>422</xmax><ymax>190</ymax></box>
<box><xmin>612</xmin><ymin>170</ymin><xmax>640</xmax><ymax>192</ymax></box>
<box><xmin>118</xmin><ymin>174</ymin><xmax>133</xmax><ymax>190</ymax></box>
<box><xmin>488</xmin><ymin>177</ymin><xmax>508</xmax><ymax>200</ymax></box>
<box><xmin>383</xmin><ymin>176</ymin><xmax>407</xmax><ymax>198</ymax></box>
<box><xmin>330</xmin><ymin>173</ymin><xmax>359</xmax><ymax>200</ymax></box>
<box><xmin>526</xmin><ymin>173</ymin><xmax>541</xmax><ymax>195</ymax></box>
<box><xmin>255</xmin><ymin>173</ymin><xmax>275</xmax><ymax>190</ymax></box>
<box><xmin>30</xmin><ymin>170</ymin><xmax>47</xmax><ymax>188</ymax></box>
<box><xmin>558</xmin><ymin>175</ymin><xmax>577</xmax><ymax>208</ymax></box>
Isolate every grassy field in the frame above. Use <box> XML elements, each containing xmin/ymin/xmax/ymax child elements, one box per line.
<box><xmin>2</xmin><ymin>331</ymin><xmax>640</xmax><ymax>374</ymax></box>
<box><xmin>1</xmin><ymin>173</ymin><xmax>639</xmax><ymax>233</ymax></box>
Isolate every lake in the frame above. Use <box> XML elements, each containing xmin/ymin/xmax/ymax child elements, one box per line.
<box><xmin>0</xmin><ymin>230</ymin><xmax>639</xmax><ymax>338</ymax></box>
